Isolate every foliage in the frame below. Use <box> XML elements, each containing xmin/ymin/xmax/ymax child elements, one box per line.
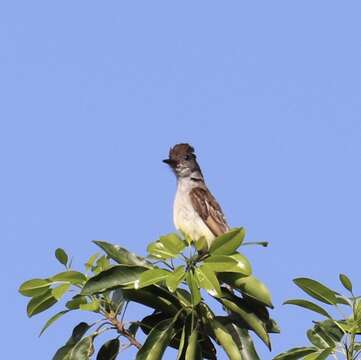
<box><xmin>274</xmin><ymin>274</ymin><xmax>361</xmax><ymax>360</ymax></box>
<box><xmin>19</xmin><ymin>228</ymin><xmax>278</xmax><ymax>359</ymax></box>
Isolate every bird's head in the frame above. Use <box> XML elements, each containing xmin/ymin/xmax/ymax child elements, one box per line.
<box><xmin>163</xmin><ymin>143</ymin><xmax>202</xmax><ymax>178</ymax></box>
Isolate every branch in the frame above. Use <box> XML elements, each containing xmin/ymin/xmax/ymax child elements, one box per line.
<box><xmin>108</xmin><ymin>315</ymin><xmax>142</xmax><ymax>349</ymax></box>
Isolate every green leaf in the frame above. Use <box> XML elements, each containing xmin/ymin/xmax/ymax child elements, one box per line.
<box><xmin>185</xmin><ymin>328</ymin><xmax>201</xmax><ymax>360</ymax></box>
<box><xmin>195</xmin><ymin>265</ymin><xmax>221</xmax><ymax>297</ymax></box>
<box><xmin>52</xmin><ymin>283</ymin><xmax>71</xmax><ymax>300</ymax></box>
<box><xmin>316</xmin><ymin>320</ymin><xmax>344</xmax><ymax>343</ymax></box>
<box><xmin>166</xmin><ymin>266</ymin><xmax>186</xmax><ymax>292</ymax></box>
<box><xmin>159</xmin><ymin>233</ymin><xmax>186</xmax><ymax>255</ymax></box>
<box><xmin>66</xmin><ymin>295</ymin><xmax>88</xmax><ymax>310</ymax></box>
<box><xmin>209</xmin><ymin>227</ymin><xmax>246</xmax><ymax>255</ymax></box>
<box><xmin>92</xmin><ymin>255</ymin><xmax>110</xmax><ymax>274</ymax></box>
<box><xmin>284</xmin><ymin>299</ymin><xmax>332</xmax><ymax>319</ymax></box>
<box><xmin>111</xmin><ymin>289</ymin><xmax>124</xmax><ymax>313</ymax></box>
<box><xmin>176</xmin><ymin>324</ymin><xmax>187</xmax><ymax>360</ymax></box>
<box><xmin>147</xmin><ymin>241</ymin><xmax>177</xmax><ymax>259</ymax></box>
<box><xmin>68</xmin><ymin>335</ymin><xmax>95</xmax><ymax>360</ymax></box>
<box><xmin>93</xmin><ymin>241</ymin><xmax>151</xmax><ymax>267</ymax></box>
<box><xmin>96</xmin><ymin>338</ymin><xmax>120</xmax><ymax>360</ymax></box>
<box><xmin>218</xmin><ymin>292</ymin><xmax>270</xmax><ymax>349</ymax></box>
<box><xmin>51</xmin><ymin>271</ymin><xmax>87</xmax><ymax>285</ymax></box>
<box><xmin>136</xmin><ymin>318</ymin><xmax>177</xmax><ymax>360</ymax></box>
<box><xmin>204</xmin><ymin>254</ymin><xmax>251</xmax><ymax>275</ymax></box>
<box><xmin>52</xmin><ymin>322</ymin><xmax>91</xmax><ymax>360</ymax></box>
<box><xmin>81</xmin><ymin>265</ymin><xmax>146</xmax><ymax>295</ymax></box>
<box><xmin>209</xmin><ymin>318</ymin><xmax>242</xmax><ymax>360</ymax></box>
<box><xmin>19</xmin><ymin>278</ymin><xmax>50</xmax><ymax>297</ymax></box>
<box><xmin>307</xmin><ymin>328</ymin><xmax>331</xmax><ymax>349</ymax></box>
<box><xmin>55</xmin><ymin>248</ymin><xmax>68</xmax><ymax>267</ymax></box>
<box><xmin>293</xmin><ymin>278</ymin><xmax>337</xmax><ymax>305</ymax></box>
<box><xmin>186</xmin><ymin>271</ymin><xmax>201</xmax><ymax>306</ymax></box>
<box><xmin>79</xmin><ymin>300</ymin><xmax>100</xmax><ymax>312</ymax></box>
<box><xmin>236</xmin><ymin>327</ymin><xmax>261</xmax><ymax>360</ymax></box>
<box><xmin>303</xmin><ymin>348</ymin><xmax>334</xmax><ymax>360</ymax></box>
<box><xmin>339</xmin><ymin>273</ymin><xmax>353</xmax><ymax>293</ymax></box>
<box><xmin>274</xmin><ymin>347</ymin><xmax>318</xmax><ymax>360</ymax></box>
<box><xmin>123</xmin><ymin>286</ymin><xmax>180</xmax><ymax>316</ymax></box>
<box><xmin>128</xmin><ymin>322</ymin><xmax>140</xmax><ymax>337</ymax></box>
<box><xmin>136</xmin><ymin>269</ymin><xmax>170</xmax><ymax>289</ymax></box>
<box><xmin>85</xmin><ymin>253</ymin><xmax>100</xmax><ymax>271</ymax></box>
<box><xmin>27</xmin><ymin>290</ymin><xmax>57</xmax><ymax>317</ymax></box>
<box><xmin>39</xmin><ymin>310</ymin><xmax>70</xmax><ymax>336</ymax></box>
<box><xmin>219</xmin><ymin>274</ymin><xmax>273</xmax><ymax>307</ymax></box>
<box><xmin>215</xmin><ymin>317</ymin><xmax>260</xmax><ymax>360</ymax></box>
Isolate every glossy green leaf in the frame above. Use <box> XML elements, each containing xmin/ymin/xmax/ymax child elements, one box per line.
<box><xmin>55</xmin><ymin>248</ymin><xmax>68</xmax><ymax>267</ymax></box>
<box><xmin>307</xmin><ymin>328</ymin><xmax>331</xmax><ymax>349</ymax></box>
<box><xmin>68</xmin><ymin>335</ymin><xmax>95</xmax><ymax>360</ymax></box>
<box><xmin>136</xmin><ymin>268</ymin><xmax>170</xmax><ymax>289</ymax></box>
<box><xmin>303</xmin><ymin>348</ymin><xmax>333</xmax><ymax>360</ymax></box>
<box><xmin>51</xmin><ymin>271</ymin><xmax>87</xmax><ymax>285</ymax></box>
<box><xmin>128</xmin><ymin>322</ymin><xmax>140</xmax><ymax>337</ymax></box>
<box><xmin>81</xmin><ymin>265</ymin><xmax>146</xmax><ymax>295</ymax></box>
<box><xmin>159</xmin><ymin>233</ymin><xmax>186</xmax><ymax>255</ymax></box>
<box><xmin>79</xmin><ymin>300</ymin><xmax>100</xmax><ymax>312</ymax></box>
<box><xmin>218</xmin><ymin>292</ymin><xmax>270</xmax><ymax>349</ymax></box>
<box><xmin>96</xmin><ymin>338</ymin><xmax>120</xmax><ymax>360</ymax></box>
<box><xmin>136</xmin><ymin>318</ymin><xmax>176</xmax><ymax>360</ymax></box>
<box><xmin>176</xmin><ymin>324</ymin><xmax>187</xmax><ymax>360</ymax></box>
<box><xmin>215</xmin><ymin>317</ymin><xmax>260</xmax><ymax>360</ymax></box>
<box><xmin>39</xmin><ymin>310</ymin><xmax>70</xmax><ymax>336</ymax></box>
<box><xmin>185</xmin><ymin>328</ymin><xmax>201</xmax><ymax>360</ymax></box>
<box><xmin>284</xmin><ymin>299</ymin><xmax>332</xmax><ymax>319</ymax></box>
<box><xmin>293</xmin><ymin>278</ymin><xmax>337</xmax><ymax>305</ymax></box>
<box><xmin>123</xmin><ymin>286</ymin><xmax>180</xmax><ymax>316</ymax></box>
<box><xmin>92</xmin><ymin>255</ymin><xmax>110</xmax><ymax>274</ymax></box>
<box><xmin>85</xmin><ymin>253</ymin><xmax>99</xmax><ymax>271</ymax></box>
<box><xmin>195</xmin><ymin>265</ymin><xmax>221</xmax><ymax>297</ymax></box>
<box><xmin>166</xmin><ymin>266</ymin><xmax>186</xmax><ymax>292</ymax></box>
<box><xmin>66</xmin><ymin>295</ymin><xmax>88</xmax><ymax>310</ymax></box>
<box><xmin>147</xmin><ymin>241</ymin><xmax>177</xmax><ymax>259</ymax></box>
<box><xmin>93</xmin><ymin>240</ymin><xmax>151</xmax><ymax>267</ymax></box>
<box><xmin>210</xmin><ymin>318</ymin><xmax>242</xmax><ymax>360</ymax></box>
<box><xmin>27</xmin><ymin>290</ymin><xmax>57</xmax><ymax>317</ymax></box>
<box><xmin>316</xmin><ymin>320</ymin><xmax>344</xmax><ymax>343</ymax></box>
<box><xmin>339</xmin><ymin>273</ymin><xmax>353</xmax><ymax>293</ymax></box>
<box><xmin>52</xmin><ymin>322</ymin><xmax>90</xmax><ymax>360</ymax></box>
<box><xmin>204</xmin><ymin>254</ymin><xmax>251</xmax><ymax>275</ymax></box>
<box><xmin>52</xmin><ymin>283</ymin><xmax>71</xmax><ymax>300</ymax></box>
<box><xmin>19</xmin><ymin>278</ymin><xmax>50</xmax><ymax>297</ymax></box>
<box><xmin>186</xmin><ymin>271</ymin><xmax>201</xmax><ymax>305</ymax></box>
<box><xmin>335</xmin><ymin>293</ymin><xmax>352</xmax><ymax>306</ymax></box>
<box><xmin>274</xmin><ymin>347</ymin><xmax>318</xmax><ymax>360</ymax></box>
<box><xmin>209</xmin><ymin>227</ymin><xmax>245</xmax><ymax>255</ymax></box>
<box><xmin>219</xmin><ymin>274</ymin><xmax>273</xmax><ymax>307</ymax></box>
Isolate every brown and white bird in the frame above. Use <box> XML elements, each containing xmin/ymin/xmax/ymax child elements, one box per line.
<box><xmin>163</xmin><ymin>143</ymin><xmax>229</xmax><ymax>250</ymax></box>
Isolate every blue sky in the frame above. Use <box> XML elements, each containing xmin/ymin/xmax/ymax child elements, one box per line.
<box><xmin>1</xmin><ymin>1</ymin><xmax>361</xmax><ymax>359</ymax></box>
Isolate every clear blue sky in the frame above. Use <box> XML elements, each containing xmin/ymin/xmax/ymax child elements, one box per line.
<box><xmin>1</xmin><ymin>1</ymin><xmax>360</xmax><ymax>359</ymax></box>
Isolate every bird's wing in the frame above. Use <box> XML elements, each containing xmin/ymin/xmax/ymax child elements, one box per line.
<box><xmin>190</xmin><ymin>187</ymin><xmax>229</xmax><ymax>237</ymax></box>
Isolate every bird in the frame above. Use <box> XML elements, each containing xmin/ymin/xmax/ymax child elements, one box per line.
<box><xmin>163</xmin><ymin>143</ymin><xmax>229</xmax><ymax>250</ymax></box>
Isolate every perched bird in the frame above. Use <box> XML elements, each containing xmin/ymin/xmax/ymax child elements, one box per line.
<box><xmin>163</xmin><ymin>143</ymin><xmax>229</xmax><ymax>250</ymax></box>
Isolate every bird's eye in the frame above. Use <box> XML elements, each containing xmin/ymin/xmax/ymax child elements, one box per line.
<box><xmin>184</xmin><ymin>155</ymin><xmax>190</xmax><ymax>160</ymax></box>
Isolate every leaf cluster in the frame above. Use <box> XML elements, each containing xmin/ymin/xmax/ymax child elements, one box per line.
<box><xmin>19</xmin><ymin>228</ymin><xmax>278</xmax><ymax>359</ymax></box>
<box><xmin>275</xmin><ymin>274</ymin><xmax>361</xmax><ymax>360</ymax></box>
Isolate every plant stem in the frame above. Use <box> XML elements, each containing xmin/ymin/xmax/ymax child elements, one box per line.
<box><xmin>348</xmin><ymin>333</ymin><xmax>356</xmax><ymax>360</ymax></box>
<box><xmin>108</xmin><ymin>315</ymin><xmax>142</xmax><ymax>349</ymax></box>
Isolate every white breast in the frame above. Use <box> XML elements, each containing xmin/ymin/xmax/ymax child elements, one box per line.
<box><xmin>173</xmin><ymin>178</ymin><xmax>215</xmax><ymax>246</ymax></box>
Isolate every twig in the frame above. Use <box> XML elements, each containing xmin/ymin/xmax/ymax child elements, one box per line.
<box><xmin>108</xmin><ymin>315</ymin><xmax>142</xmax><ymax>349</ymax></box>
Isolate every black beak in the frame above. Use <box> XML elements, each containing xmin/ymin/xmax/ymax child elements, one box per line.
<box><xmin>163</xmin><ymin>158</ymin><xmax>176</xmax><ymax>166</ymax></box>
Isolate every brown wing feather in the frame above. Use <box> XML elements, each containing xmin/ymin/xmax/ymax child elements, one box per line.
<box><xmin>190</xmin><ymin>187</ymin><xmax>229</xmax><ymax>237</ymax></box>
